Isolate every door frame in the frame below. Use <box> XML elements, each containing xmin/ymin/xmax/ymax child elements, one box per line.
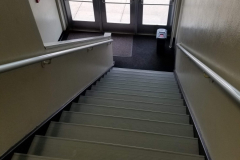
<box><xmin>64</xmin><ymin>0</ymin><xmax>102</xmax><ymax>31</ymax></box>
<box><xmin>99</xmin><ymin>0</ymin><xmax>136</xmax><ymax>33</ymax></box>
<box><xmin>136</xmin><ymin>0</ymin><xmax>174</xmax><ymax>34</ymax></box>
<box><xmin>62</xmin><ymin>0</ymin><xmax>175</xmax><ymax>35</ymax></box>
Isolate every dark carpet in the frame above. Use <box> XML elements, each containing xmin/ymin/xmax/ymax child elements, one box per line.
<box><xmin>66</xmin><ymin>31</ymin><xmax>175</xmax><ymax>72</ymax></box>
<box><xmin>114</xmin><ymin>35</ymin><xmax>175</xmax><ymax>72</ymax></box>
<box><xmin>67</xmin><ymin>31</ymin><xmax>133</xmax><ymax>57</ymax></box>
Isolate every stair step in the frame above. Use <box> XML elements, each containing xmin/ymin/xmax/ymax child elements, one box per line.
<box><xmin>106</xmin><ymin>73</ymin><xmax>176</xmax><ymax>81</ymax></box>
<box><xmin>112</xmin><ymin>67</ymin><xmax>174</xmax><ymax>76</ymax></box>
<box><xmin>107</xmin><ymin>71</ymin><xmax>175</xmax><ymax>79</ymax></box>
<box><xmin>46</xmin><ymin>122</ymin><xmax>199</xmax><ymax>154</ymax></box>
<box><xmin>97</xmin><ymin>81</ymin><xmax>179</xmax><ymax>89</ymax></box>
<box><xmin>60</xmin><ymin>112</ymin><xmax>193</xmax><ymax>137</ymax></box>
<box><xmin>71</xmin><ymin>103</ymin><xmax>189</xmax><ymax>124</ymax></box>
<box><xmin>12</xmin><ymin>154</ymin><xmax>66</xmax><ymax>160</ymax></box>
<box><xmin>91</xmin><ymin>86</ymin><xmax>182</xmax><ymax>98</ymax></box>
<box><xmin>97</xmin><ymin>80</ymin><xmax>179</xmax><ymax>90</ymax></box>
<box><xmin>93</xmin><ymin>84</ymin><xmax>179</xmax><ymax>94</ymax></box>
<box><xmin>79</xmin><ymin>96</ymin><xmax>186</xmax><ymax>114</ymax></box>
<box><xmin>85</xmin><ymin>91</ymin><xmax>184</xmax><ymax>106</ymax></box>
<box><xmin>29</xmin><ymin>136</ymin><xmax>204</xmax><ymax>160</ymax></box>
<box><xmin>101</xmin><ymin>77</ymin><xmax>177</xmax><ymax>85</ymax></box>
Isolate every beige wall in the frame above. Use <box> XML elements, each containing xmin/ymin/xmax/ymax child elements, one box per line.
<box><xmin>0</xmin><ymin>0</ymin><xmax>113</xmax><ymax>156</ymax></box>
<box><xmin>0</xmin><ymin>0</ymin><xmax>45</xmax><ymax>65</ymax></box>
<box><xmin>29</xmin><ymin>0</ymin><xmax>63</xmax><ymax>43</ymax></box>
<box><xmin>175</xmin><ymin>0</ymin><xmax>240</xmax><ymax>160</ymax></box>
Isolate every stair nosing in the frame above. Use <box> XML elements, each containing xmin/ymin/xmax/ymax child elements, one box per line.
<box><xmin>81</xmin><ymin>96</ymin><xmax>185</xmax><ymax>107</ymax></box>
<box><xmin>34</xmin><ymin>135</ymin><xmax>204</xmax><ymax>158</ymax></box>
<box><xmin>73</xmin><ymin>103</ymin><xmax>188</xmax><ymax>116</ymax></box>
<box><xmin>112</xmin><ymin>68</ymin><xmax>174</xmax><ymax>75</ymax></box>
<box><xmin>50</xmin><ymin>121</ymin><xmax>197</xmax><ymax>140</ymax></box>
<box><xmin>86</xmin><ymin>90</ymin><xmax>183</xmax><ymax>101</ymax></box>
<box><xmin>105</xmin><ymin>75</ymin><xmax>176</xmax><ymax>81</ymax></box>
<box><xmin>108</xmin><ymin>70</ymin><xmax>174</xmax><ymax>75</ymax></box>
<box><xmin>92</xmin><ymin>86</ymin><xmax>181</xmax><ymax>94</ymax></box>
<box><xmin>107</xmin><ymin>74</ymin><xmax>175</xmax><ymax>79</ymax></box>
<box><xmin>96</xmin><ymin>83</ymin><xmax>179</xmax><ymax>91</ymax></box>
<box><xmin>62</xmin><ymin>111</ymin><xmax>193</xmax><ymax>127</ymax></box>
<box><xmin>101</xmin><ymin>78</ymin><xmax>178</xmax><ymax>85</ymax></box>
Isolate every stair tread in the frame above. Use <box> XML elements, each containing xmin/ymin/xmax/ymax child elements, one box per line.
<box><xmin>101</xmin><ymin>77</ymin><xmax>178</xmax><ymax>85</ymax></box>
<box><xmin>46</xmin><ymin>122</ymin><xmax>199</xmax><ymax>154</ymax></box>
<box><xmin>60</xmin><ymin>111</ymin><xmax>194</xmax><ymax>137</ymax></box>
<box><xmin>79</xmin><ymin>96</ymin><xmax>187</xmax><ymax>114</ymax></box>
<box><xmin>107</xmin><ymin>72</ymin><xmax>175</xmax><ymax>78</ymax></box>
<box><xmin>80</xmin><ymin>96</ymin><xmax>184</xmax><ymax>107</ymax></box>
<box><xmin>95</xmin><ymin>84</ymin><xmax>179</xmax><ymax>94</ymax></box>
<box><xmin>97</xmin><ymin>80</ymin><xmax>179</xmax><ymax>89</ymax></box>
<box><xmin>29</xmin><ymin>136</ymin><xmax>204</xmax><ymax>160</ymax></box>
<box><xmin>97</xmin><ymin>81</ymin><xmax>179</xmax><ymax>91</ymax></box>
<box><xmin>48</xmin><ymin>122</ymin><xmax>195</xmax><ymax>139</ymax></box>
<box><xmin>105</xmin><ymin>74</ymin><xmax>176</xmax><ymax>81</ymax></box>
<box><xmin>61</xmin><ymin>111</ymin><xmax>191</xmax><ymax>126</ymax></box>
<box><xmin>71</xmin><ymin>103</ymin><xmax>189</xmax><ymax>124</ymax></box>
<box><xmin>87</xmin><ymin>90</ymin><xmax>181</xmax><ymax>99</ymax></box>
<box><xmin>91</xmin><ymin>86</ymin><xmax>182</xmax><ymax>98</ymax></box>
<box><xmin>112</xmin><ymin>67</ymin><xmax>174</xmax><ymax>75</ymax></box>
<box><xmin>72</xmin><ymin>103</ymin><xmax>187</xmax><ymax>116</ymax></box>
<box><xmin>85</xmin><ymin>90</ymin><xmax>183</xmax><ymax>106</ymax></box>
<box><xmin>109</xmin><ymin>71</ymin><xmax>174</xmax><ymax>79</ymax></box>
<box><xmin>93</xmin><ymin>85</ymin><xmax>180</xmax><ymax>94</ymax></box>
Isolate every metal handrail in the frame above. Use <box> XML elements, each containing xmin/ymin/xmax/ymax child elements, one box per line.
<box><xmin>140</xmin><ymin>0</ymin><xmax>171</xmax><ymax>5</ymax></box>
<box><xmin>65</xmin><ymin>0</ymin><xmax>93</xmax><ymax>3</ymax></box>
<box><xmin>0</xmin><ymin>39</ymin><xmax>113</xmax><ymax>73</ymax></box>
<box><xmin>102</xmin><ymin>0</ymin><xmax>133</xmax><ymax>4</ymax></box>
<box><xmin>177</xmin><ymin>43</ymin><xmax>240</xmax><ymax>104</ymax></box>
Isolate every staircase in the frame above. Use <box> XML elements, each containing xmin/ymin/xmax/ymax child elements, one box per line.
<box><xmin>12</xmin><ymin>68</ymin><xmax>204</xmax><ymax>160</ymax></box>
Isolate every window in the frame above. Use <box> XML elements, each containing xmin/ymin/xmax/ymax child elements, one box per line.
<box><xmin>142</xmin><ymin>0</ymin><xmax>170</xmax><ymax>25</ymax></box>
<box><xmin>69</xmin><ymin>0</ymin><xmax>95</xmax><ymax>22</ymax></box>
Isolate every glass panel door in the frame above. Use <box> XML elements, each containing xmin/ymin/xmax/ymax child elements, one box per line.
<box><xmin>69</xmin><ymin>0</ymin><xmax>95</xmax><ymax>22</ymax></box>
<box><xmin>105</xmin><ymin>0</ymin><xmax>130</xmax><ymax>24</ymax></box>
<box><xmin>137</xmin><ymin>0</ymin><xmax>174</xmax><ymax>34</ymax></box>
<box><xmin>100</xmin><ymin>0</ymin><xmax>135</xmax><ymax>33</ymax></box>
<box><xmin>63</xmin><ymin>0</ymin><xmax>174</xmax><ymax>34</ymax></box>
<box><xmin>64</xmin><ymin>0</ymin><xmax>101</xmax><ymax>31</ymax></box>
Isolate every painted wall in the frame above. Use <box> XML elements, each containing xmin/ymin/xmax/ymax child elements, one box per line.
<box><xmin>0</xmin><ymin>0</ymin><xmax>113</xmax><ymax>156</ymax></box>
<box><xmin>175</xmin><ymin>0</ymin><xmax>240</xmax><ymax>160</ymax></box>
<box><xmin>28</xmin><ymin>0</ymin><xmax>63</xmax><ymax>43</ymax></box>
<box><xmin>0</xmin><ymin>0</ymin><xmax>44</xmax><ymax>65</ymax></box>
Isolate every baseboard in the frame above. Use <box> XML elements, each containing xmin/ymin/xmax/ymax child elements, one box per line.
<box><xmin>0</xmin><ymin>64</ymin><xmax>114</xmax><ymax>160</ymax></box>
<box><xmin>174</xmin><ymin>71</ymin><xmax>212</xmax><ymax>160</ymax></box>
